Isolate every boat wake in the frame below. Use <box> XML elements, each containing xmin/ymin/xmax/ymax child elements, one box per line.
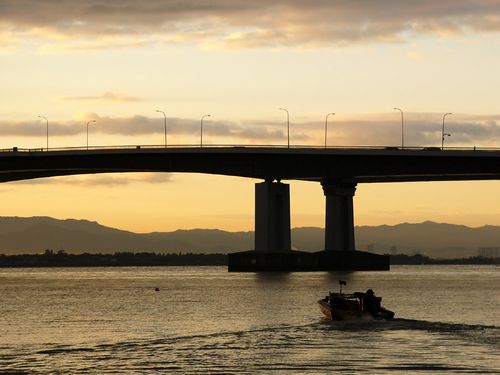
<box><xmin>319</xmin><ymin>317</ymin><xmax>500</xmax><ymax>346</ymax></box>
<box><xmin>31</xmin><ymin>318</ymin><xmax>500</xmax><ymax>357</ymax></box>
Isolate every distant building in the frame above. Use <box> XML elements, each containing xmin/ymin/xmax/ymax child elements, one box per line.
<box><xmin>478</xmin><ymin>247</ymin><xmax>500</xmax><ymax>259</ymax></box>
<box><xmin>390</xmin><ymin>246</ymin><xmax>398</xmax><ymax>255</ymax></box>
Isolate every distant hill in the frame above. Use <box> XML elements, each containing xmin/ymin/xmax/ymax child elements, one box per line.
<box><xmin>0</xmin><ymin>217</ymin><xmax>253</xmax><ymax>254</ymax></box>
<box><xmin>356</xmin><ymin>221</ymin><xmax>500</xmax><ymax>258</ymax></box>
<box><xmin>0</xmin><ymin>216</ymin><xmax>499</xmax><ymax>258</ymax></box>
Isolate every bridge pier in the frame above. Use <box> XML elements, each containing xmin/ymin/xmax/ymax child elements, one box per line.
<box><xmin>322</xmin><ymin>181</ymin><xmax>357</xmax><ymax>251</ymax></box>
<box><xmin>255</xmin><ymin>180</ymin><xmax>291</xmax><ymax>252</ymax></box>
<box><xmin>228</xmin><ymin>179</ymin><xmax>389</xmax><ymax>272</ymax></box>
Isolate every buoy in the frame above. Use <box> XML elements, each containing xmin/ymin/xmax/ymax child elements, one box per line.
<box><xmin>154</xmin><ymin>287</ymin><xmax>160</xmax><ymax>292</ymax></box>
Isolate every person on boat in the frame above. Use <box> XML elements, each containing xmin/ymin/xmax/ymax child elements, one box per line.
<box><xmin>362</xmin><ymin>289</ymin><xmax>379</xmax><ymax>317</ymax></box>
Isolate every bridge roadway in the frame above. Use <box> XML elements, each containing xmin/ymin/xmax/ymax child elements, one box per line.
<box><xmin>2</xmin><ymin>145</ymin><xmax>500</xmax><ymax>270</ymax></box>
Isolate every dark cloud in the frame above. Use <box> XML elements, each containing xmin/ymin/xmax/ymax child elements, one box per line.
<box><xmin>326</xmin><ymin>116</ymin><xmax>500</xmax><ymax>147</ymax></box>
<box><xmin>1</xmin><ymin>113</ymin><xmax>500</xmax><ymax>147</ymax></box>
<box><xmin>0</xmin><ymin>114</ymin><xmax>299</xmax><ymax>142</ymax></box>
<box><xmin>0</xmin><ymin>1</ymin><xmax>499</xmax><ymax>49</ymax></box>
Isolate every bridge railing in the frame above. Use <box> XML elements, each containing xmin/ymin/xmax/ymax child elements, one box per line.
<box><xmin>2</xmin><ymin>144</ymin><xmax>500</xmax><ymax>153</ymax></box>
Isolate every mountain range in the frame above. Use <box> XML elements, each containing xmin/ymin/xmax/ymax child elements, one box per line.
<box><xmin>0</xmin><ymin>216</ymin><xmax>499</xmax><ymax>258</ymax></box>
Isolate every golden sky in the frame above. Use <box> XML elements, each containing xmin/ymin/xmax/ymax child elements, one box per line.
<box><xmin>1</xmin><ymin>1</ymin><xmax>500</xmax><ymax>232</ymax></box>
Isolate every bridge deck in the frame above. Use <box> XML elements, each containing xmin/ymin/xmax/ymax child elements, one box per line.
<box><xmin>1</xmin><ymin>146</ymin><xmax>500</xmax><ymax>183</ymax></box>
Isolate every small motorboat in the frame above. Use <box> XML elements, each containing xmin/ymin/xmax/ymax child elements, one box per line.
<box><xmin>318</xmin><ymin>280</ymin><xmax>395</xmax><ymax>321</ymax></box>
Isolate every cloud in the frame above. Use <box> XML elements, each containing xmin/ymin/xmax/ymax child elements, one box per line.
<box><xmin>9</xmin><ymin>172</ymin><xmax>172</xmax><ymax>187</ymax></box>
<box><xmin>0</xmin><ymin>30</ymin><xmax>20</xmax><ymax>53</ymax></box>
<box><xmin>38</xmin><ymin>38</ymin><xmax>151</xmax><ymax>52</ymax></box>
<box><xmin>2</xmin><ymin>113</ymin><xmax>500</xmax><ymax>147</ymax></box>
<box><xmin>60</xmin><ymin>92</ymin><xmax>143</xmax><ymax>102</ymax></box>
<box><xmin>0</xmin><ymin>1</ymin><xmax>499</xmax><ymax>50</ymax></box>
<box><xmin>315</xmin><ymin>114</ymin><xmax>500</xmax><ymax>147</ymax></box>
<box><xmin>0</xmin><ymin>114</ymin><xmax>304</xmax><ymax>142</ymax></box>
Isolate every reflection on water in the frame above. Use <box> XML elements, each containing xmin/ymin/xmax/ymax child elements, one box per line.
<box><xmin>320</xmin><ymin>271</ymin><xmax>356</xmax><ymax>286</ymax></box>
<box><xmin>0</xmin><ymin>265</ymin><xmax>498</xmax><ymax>373</ymax></box>
<box><xmin>254</xmin><ymin>271</ymin><xmax>291</xmax><ymax>283</ymax></box>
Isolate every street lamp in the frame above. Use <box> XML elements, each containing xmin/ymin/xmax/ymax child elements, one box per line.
<box><xmin>441</xmin><ymin>112</ymin><xmax>452</xmax><ymax>149</ymax></box>
<box><xmin>324</xmin><ymin>112</ymin><xmax>335</xmax><ymax>149</ymax></box>
<box><xmin>156</xmin><ymin>110</ymin><xmax>167</xmax><ymax>147</ymax></box>
<box><xmin>86</xmin><ymin>120</ymin><xmax>96</xmax><ymax>150</ymax></box>
<box><xmin>37</xmin><ymin>116</ymin><xmax>48</xmax><ymax>150</ymax></box>
<box><xmin>279</xmin><ymin>108</ymin><xmax>290</xmax><ymax>148</ymax></box>
<box><xmin>393</xmin><ymin>108</ymin><xmax>404</xmax><ymax>149</ymax></box>
<box><xmin>200</xmin><ymin>114</ymin><xmax>211</xmax><ymax>147</ymax></box>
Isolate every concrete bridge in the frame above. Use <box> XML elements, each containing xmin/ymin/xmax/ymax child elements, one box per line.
<box><xmin>2</xmin><ymin>145</ymin><xmax>500</xmax><ymax>271</ymax></box>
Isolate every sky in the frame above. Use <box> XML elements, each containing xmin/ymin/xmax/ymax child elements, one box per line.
<box><xmin>1</xmin><ymin>0</ymin><xmax>500</xmax><ymax>233</ymax></box>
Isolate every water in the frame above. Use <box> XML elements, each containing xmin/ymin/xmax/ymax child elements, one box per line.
<box><xmin>0</xmin><ymin>265</ymin><xmax>498</xmax><ymax>374</ymax></box>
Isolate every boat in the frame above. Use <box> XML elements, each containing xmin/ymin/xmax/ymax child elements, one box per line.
<box><xmin>318</xmin><ymin>281</ymin><xmax>395</xmax><ymax>321</ymax></box>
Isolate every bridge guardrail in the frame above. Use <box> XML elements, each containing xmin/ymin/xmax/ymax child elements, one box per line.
<box><xmin>1</xmin><ymin>144</ymin><xmax>500</xmax><ymax>153</ymax></box>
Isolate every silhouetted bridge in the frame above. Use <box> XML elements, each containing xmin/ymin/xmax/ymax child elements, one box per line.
<box><xmin>2</xmin><ymin>145</ymin><xmax>500</xmax><ymax>271</ymax></box>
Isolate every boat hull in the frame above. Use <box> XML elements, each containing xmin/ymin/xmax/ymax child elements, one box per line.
<box><xmin>318</xmin><ymin>300</ymin><xmax>395</xmax><ymax>321</ymax></box>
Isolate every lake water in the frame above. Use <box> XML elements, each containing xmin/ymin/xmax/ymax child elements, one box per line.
<box><xmin>0</xmin><ymin>265</ymin><xmax>498</xmax><ymax>374</ymax></box>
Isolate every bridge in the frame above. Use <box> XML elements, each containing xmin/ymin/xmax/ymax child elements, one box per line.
<box><xmin>2</xmin><ymin>145</ymin><xmax>500</xmax><ymax>271</ymax></box>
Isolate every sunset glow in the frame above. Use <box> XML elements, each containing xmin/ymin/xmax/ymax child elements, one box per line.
<box><xmin>1</xmin><ymin>1</ymin><xmax>500</xmax><ymax>232</ymax></box>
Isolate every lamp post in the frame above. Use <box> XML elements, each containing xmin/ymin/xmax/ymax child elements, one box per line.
<box><xmin>156</xmin><ymin>110</ymin><xmax>167</xmax><ymax>147</ymax></box>
<box><xmin>324</xmin><ymin>112</ymin><xmax>335</xmax><ymax>149</ymax></box>
<box><xmin>279</xmin><ymin>108</ymin><xmax>290</xmax><ymax>148</ymax></box>
<box><xmin>37</xmin><ymin>116</ymin><xmax>48</xmax><ymax>150</ymax></box>
<box><xmin>441</xmin><ymin>112</ymin><xmax>452</xmax><ymax>149</ymax></box>
<box><xmin>393</xmin><ymin>108</ymin><xmax>404</xmax><ymax>149</ymax></box>
<box><xmin>200</xmin><ymin>114</ymin><xmax>210</xmax><ymax>147</ymax></box>
<box><xmin>86</xmin><ymin>120</ymin><xmax>96</xmax><ymax>150</ymax></box>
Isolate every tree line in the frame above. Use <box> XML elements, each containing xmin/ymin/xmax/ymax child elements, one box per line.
<box><xmin>0</xmin><ymin>250</ymin><xmax>497</xmax><ymax>267</ymax></box>
<box><xmin>0</xmin><ymin>250</ymin><xmax>227</xmax><ymax>267</ymax></box>
<box><xmin>389</xmin><ymin>253</ymin><xmax>499</xmax><ymax>265</ymax></box>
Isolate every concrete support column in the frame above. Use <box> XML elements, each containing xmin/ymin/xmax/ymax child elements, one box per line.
<box><xmin>322</xmin><ymin>181</ymin><xmax>357</xmax><ymax>251</ymax></box>
<box><xmin>255</xmin><ymin>181</ymin><xmax>291</xmax><ymax>252</ymax></box>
